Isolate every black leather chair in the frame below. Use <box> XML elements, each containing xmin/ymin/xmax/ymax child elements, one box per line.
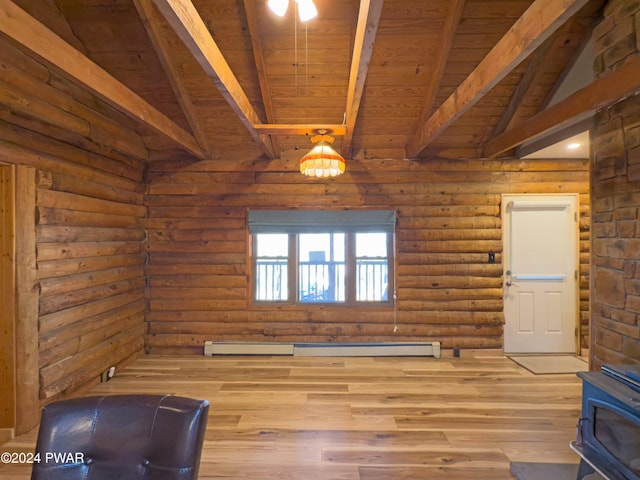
<box><xmin>31</xmin><ymin>394</ymin><xmax>209</xmax><ymax>480</ymax></box>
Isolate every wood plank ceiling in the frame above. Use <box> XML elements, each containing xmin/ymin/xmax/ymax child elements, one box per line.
<box><xmin>2</xmin><ymin>0</ymin><xmax>609</xmax><ymax>162</ymax></box>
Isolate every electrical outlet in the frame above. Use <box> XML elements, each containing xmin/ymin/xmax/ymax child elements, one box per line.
<box><xmin>101</xmin><ymin>366</ymin><xmax>116</xmax><ymax>382</ymax></box>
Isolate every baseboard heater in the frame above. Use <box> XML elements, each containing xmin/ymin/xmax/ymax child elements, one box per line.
<box><xmin>204</xmin><ymin>341</ymin><xmax>441</xmax><ymax>358</ymax></box>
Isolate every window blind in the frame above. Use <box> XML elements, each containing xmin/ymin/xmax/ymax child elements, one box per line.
<box><xmin>248</xmin><ymin>209</ymin><xmax>396</xmax><ymax>234</ymax></box>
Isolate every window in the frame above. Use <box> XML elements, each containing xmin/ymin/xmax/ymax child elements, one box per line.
<box><xmin>355</xmin><ymin>232</ymin><xmax>389</xmax><ymax>301</ymax></box>
<box><xmin>254</xmin><ymin>233</ymin><xmax>288</xmax><ymax>302</ymax></box>
<box><xmin>249</xmin><ymin>210</ymin><xmax>395</xmax><ymax>306</ymax></box>
<box><xmin>298</xmin><ymin>233</ymin><xmax>346</xmax><ymax>302</ymax></box>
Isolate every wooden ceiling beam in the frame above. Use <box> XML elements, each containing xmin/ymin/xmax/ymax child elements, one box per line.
<box><xmin>151</xmin><ymin>0</ymin><xmax>275</xmax><ymax>159</ymax></box>
<box><xmin>514</xmin><ymin>117</ymin><xmax>593</xmax><ymax>158</ymax></box>
<box><xmin>491</xmin><ymin>49</ymin><xmax>547</xmax><ymax>136</ymax></box>
<box><xmin>0</xmin><ymin>0</ymin><xmax>205</xmax><ymax>159</ymax></box>
<box><xmin>133</xmin><ymin>0</ymin><xmax>210</xmax><ymax>156</ymax></box>
<box><xmin>492</xmin><ymin>20</ymin><xmax>573</xmax><ymax>137</ymax></box>
<box><xmin>538</xmin><ymin>16</ymin><xmax>599</xmax><ymax>113</ymax></box>
<box><xmin>483</xmin><ymin>55</ymin><xmax>640</xmax><ymax>157</ymax></box>
<box><xmin>341</xmin><ymin>0</ymin><xmax>384</xmax><ymax>158</ymax></box>
<box><xmin>243</xmin><ymin>0</ymin><xmax>280</xmax><ymax>156</ymax></box>
<box><xmin>255</xmin><ymin>124</ymin><xmax>347</xmax><ymax>136</ymax></box>
<box><xmin>407</xmin><ymin>0</ymin><xmax>590</xmax><ymax>158</ymax></box>
<box><xmin>406</xmin><ymin>0</ymin><xmax>465</xmax><ymax>159</ymax></box>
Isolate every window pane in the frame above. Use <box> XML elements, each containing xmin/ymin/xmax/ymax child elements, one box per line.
<box><xmin>255</xmin><ymin>234</ymin><xmax>288</xmax><ymax>301</ymax></box>
<box><xmin>356</xmin><ymin>232</ymin><xmax>389</xmax><ymax>301</ymax></box>
<box><xmin>298</xmin><ymin>233</ymin><xmax>345</xmax><ymax>303</ymax></box>
<box><xmin>256</xmin><ymin>233</ymin><xmax>288</xmax><ymax>256</ymax></box>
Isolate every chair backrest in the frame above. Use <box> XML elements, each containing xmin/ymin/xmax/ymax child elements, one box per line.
<box><xmin>31</xmin><ymin>394</ymin><xmax>209</xmax><ymax>480</ymax></box>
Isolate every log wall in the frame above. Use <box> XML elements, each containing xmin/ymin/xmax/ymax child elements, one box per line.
<box><xmin>145</xmin><ymin>154</ymin><xmax>591</xmax><ymax>354</ymax></box>
<box><xmin>0</xmin><ymin>40</ymin><xmax>147</xmax><ymax>408</ymax></box>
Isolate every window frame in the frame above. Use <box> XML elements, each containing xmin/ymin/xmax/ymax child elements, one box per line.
<box><xmin>251</xmin><ymin>230</ymin><xmax>395</xmax><ymax>307</ymax></box>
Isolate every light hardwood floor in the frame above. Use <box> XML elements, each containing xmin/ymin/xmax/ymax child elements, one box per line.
<box><xmin>0</xmin><ymin>352</ymin><xmax>585</xmax><ymax>479</ymax></box>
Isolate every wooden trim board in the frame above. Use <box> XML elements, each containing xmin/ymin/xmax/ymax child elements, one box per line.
<box><xmin>14</xmin><ymin>166</ymin><xmax>39</xmax><ymax>434</ymax></box>
<box><xmin>0</xmin><ymin>164</ymin><xmax>15</xmax><ymax>431</ymax></box>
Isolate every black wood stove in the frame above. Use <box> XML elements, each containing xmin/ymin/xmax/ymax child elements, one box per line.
<box><xmin>572</xmin><ymin>365</ymin><xmax>640</xmax><ymax>480</ymax></box>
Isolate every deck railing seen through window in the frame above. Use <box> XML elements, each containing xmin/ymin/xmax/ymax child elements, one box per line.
<box><xmin>256</xmin><ymin>258</ymin><xmax>388</xmax><ymax>303</ymax></box>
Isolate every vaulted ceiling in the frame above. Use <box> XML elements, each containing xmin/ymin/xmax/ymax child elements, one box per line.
<box><xmin>1</xmin><ymin>0</ymin><xmax>618</xmax><ymax>163</ymax></box>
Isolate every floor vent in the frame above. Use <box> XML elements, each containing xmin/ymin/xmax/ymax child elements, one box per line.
<box><xmin>204</xmin><ymin>341</ymin><xmax>441</xmax><ymax>358</ymax></box>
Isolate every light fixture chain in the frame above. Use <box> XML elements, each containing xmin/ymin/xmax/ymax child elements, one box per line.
<box><xmin>294</xmin><ymin>1</ymin><xmax>297</xmax><ymax>96</ymax></box>
<box><xmin>305</xmin><ymin>23</ymin><xmax>308</xmax><ymax>91</ymax></box>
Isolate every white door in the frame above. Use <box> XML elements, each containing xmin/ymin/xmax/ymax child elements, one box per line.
<box><xmin>503</xmin><ymin>194</ymin><xmax>579</xmax><ymax>353</ymax></box>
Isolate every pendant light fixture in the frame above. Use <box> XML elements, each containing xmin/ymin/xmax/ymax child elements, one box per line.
<box><xmin>300</xmin><ymin>130</ymin><xmax>346</xmax><ymax>178</ymax></box>
<box><xmin>268</xmin><ymin>0</ymin><xmax>317</xmax><ymax>21</ymax></box>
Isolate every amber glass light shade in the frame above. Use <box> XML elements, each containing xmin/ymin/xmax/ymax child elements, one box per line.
<box><xmin>299</xmin><ymin>134</ymin><xmax>345</xmax><ymax>178</ymax></box>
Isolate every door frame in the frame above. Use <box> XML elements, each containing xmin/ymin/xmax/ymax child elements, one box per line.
<box><xmin>502</xmin><ymin>193</ymin><xmax>580</xmax><ymax>354</ymax></box>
